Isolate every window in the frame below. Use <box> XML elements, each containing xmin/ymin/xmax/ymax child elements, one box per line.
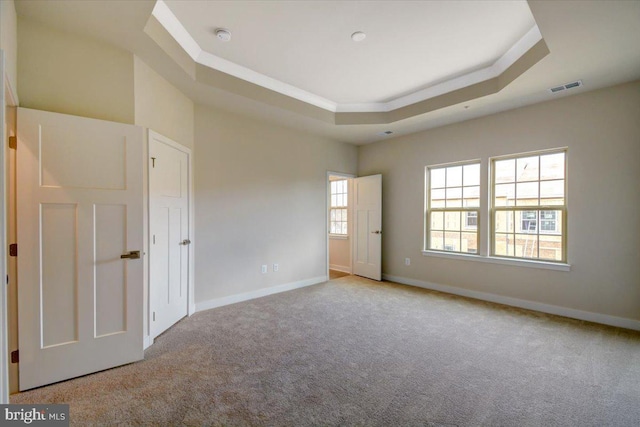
<box><xmin>426</xmin><ymin>162</ymin><xmax>480</xmax><ymax>254</ymax></box>
<box><xmin>492</xmin><ymin>150</ymin><xmax>566</xmax><ymax>262</ymax></box>
<box><xmin>465</xmin><ymin>212</ymin><xmax>478</xmax><ymax>229</ymax></box>
<box><xmin>330</xmin><ymin>179</ymin><xmax>348</xmax><ymax>235</ymax></box>
<box><xmin>520</xmin><ymin>210</ymin><xmax>558</xmax><ymax>233</ymax></box>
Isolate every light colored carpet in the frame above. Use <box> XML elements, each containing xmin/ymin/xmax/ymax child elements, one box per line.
<box><xmin>11</xmin><ymin>275</ymin><xmax>640</xmax><ymax>426</ymax></box>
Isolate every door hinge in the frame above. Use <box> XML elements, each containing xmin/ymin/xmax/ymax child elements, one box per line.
<box><xmin>9</xmin><ymin>136</ymin><xmax>17</xmax><ymax>150</ymax></box>
<box><xmin>151</xmin><ymin>157</ymin><xmax>156</xmax><ymax>168</ymax></box>
<box><xmin>11</xmin><ymin>350</ymin><xmax>19</xmax><ymax>363</ymax></box>
<box><xmin>153</xmin><ymin>312</ymin><xmax>156</xmax><ymax>322</ymax></box>
<box><xmin>9</xmin><ymin>243</ymin><xmax>17</xmax><ymax>257</ymax></box>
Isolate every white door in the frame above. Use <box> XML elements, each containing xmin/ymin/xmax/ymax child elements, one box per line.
<box><xmin>149</xmin><ymin>131</ymin><xmax>189</xmax><ymax>339</ymax></box>
<box><xmin>17</xmin><ymin>108</ymin><xmax>144</xmax><ymax>391</ymax></box>
<box><xmin>353</xmin><ymin>174</ymin><xmax>382</xmax><ymax>281</ymax></box>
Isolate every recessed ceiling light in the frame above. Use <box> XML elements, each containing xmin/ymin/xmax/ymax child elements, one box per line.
<box><xmin>351</xmin><ymin>31</ymin><xmax>366</xmax><ymax>42</ymax></box>
<box><xmin>215</xmin><ymin>28</ymin><xmax>231</xmax><ymax>42</ymax></box>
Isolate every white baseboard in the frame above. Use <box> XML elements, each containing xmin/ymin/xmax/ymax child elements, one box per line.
<box><xmin>383</xmin><ymin>274</ymin><xmax>640</xmax><ymax>332</ymax></box>
<box><xmin>196</xmin><ymin>276</ymin><xmax>328</xmax><ymax>313</ymax></box>
<box><xmin>329</xmin><ymin>264</ymin><xmax>352</xmax><ymax>274</ymax></box>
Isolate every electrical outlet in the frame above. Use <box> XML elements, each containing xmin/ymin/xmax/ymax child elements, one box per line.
<box><xmin>261</xmin><ymin>265</ymin><xmax>268</xmax><ymax>274</ymax></box>
<box><xmin>273</xmin><ymin>263</ymin><xmax>279</xmax><ymax>272</ymax></box>
<box><xmin>405</xmin><ymin>258</ymin><xmax>411</xmax><ymax>266</ymax></box>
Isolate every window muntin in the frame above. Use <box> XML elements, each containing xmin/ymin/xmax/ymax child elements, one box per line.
<box><xmin>427</xmin><ymin>162</ymin><xmax>480</xmax><ymax>254</ymax></box>
<box><xmin>492</xmin><ymin>150</ymin><xmax>566</xmax><ymax>262</ymax></box>
<box><xmin>330</xmin><ymin>179</ymin><xmax>348</xmax><ymax>235</ymax></box>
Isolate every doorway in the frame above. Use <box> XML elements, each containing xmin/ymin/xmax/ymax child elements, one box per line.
<box><xmin>327</xmin><ymin>172</ymin><xmax>354</xmax><ymax>280</ymax></box>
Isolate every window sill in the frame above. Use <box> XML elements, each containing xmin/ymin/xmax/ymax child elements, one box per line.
<box><xmin>329</xmin><ymin>234</ymin><xmax>349</xmax><ymax>240</ymax></box>
<box><xmin>421</xmin><ymin>250</ymin><xmax>571</xmax><ymax>271</ymax></box>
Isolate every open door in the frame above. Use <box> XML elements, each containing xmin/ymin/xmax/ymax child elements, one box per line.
<box><xmin>353</xmin><ymin>174</ymin><xmax>382</xmax><ymax>281</ymax></box>
<box><xmin>17</xmin><ymin>108</ymin><xmax>144</xmax><ymax>391</ymax></box>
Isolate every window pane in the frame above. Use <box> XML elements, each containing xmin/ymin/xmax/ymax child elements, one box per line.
<box><xmin>463</xmin><ymin>186</ymin><xmax>480</xmax><ymax>207</ymax></box>
<box><xmin>516</xmin><ymin>156</ymin><xmax>539</xmax><ymax>182</ymax></box>
<box><xmin>431</xmin><ymin>211</ymin><xmax>444</xmax><ymax>230</ymax></box>
<box><xmin>494</xmin><ymin>183</ymin><xmax>515</xmax><ymax>206</ymax></box>
<box><xmin>461</xmin><ymin>232</ymin><xmax>477</xmax><ymax>253</ymax></box>
<box><xmin>431</xmin><ymin>168</ymin><xmax>446</xmax><ymax>189</ymax></box>
<box><xmin>494</xmin><ymin>159</ymin><xmax>515</xmax><ymax>184</ymax></box>
<box><xmin>430</xmin><ymin>231</ymin><xmax>444</xmax><ymax>250</ymax></box>
<box><xmin>331</xmin><ymin>181</ymin><xmax>337</xmax><ymax>193</ymax></box>
<box><xmin>520</xmin><ymin>211</ymin><xmax>537</xmax><ymax>233</ymax></box>
<box><xmin>341</xmin><ymin>222</ymin><xmax>348</xmax><ymax>234</ymax></box>
<box><xmin>330</xmin><ymin>223</ymin><xmax>336</xmax><ymax>234</ymax></box>
<box><xmin>430</xmin><ymin>189</ymin><xmax>445</xmax><ymax>208</ymax></box>
<box><xmin>465</xmin><ymin>212</ymin><xmax>478</xmax><ymax>229</ymax></box>
<box><xmin>331</xmin><ymin>195</ymin><xmax>337</xmax><ymax>207</ymax></box>
<box><xmin>444</xmin><ymin>232</ymin><xmax>460</xmax><ymax>251</ymax></box>
<box><xmin>540</xmin><ymin>210</ymin><xmax>562</xmax><ymax>234</ymax></box>
<box><xmin>540</xmin><ymin>180</ymin><xmax>564</xmax><ymax>204</ymax></box>
<box><xmin>445</xmin><ymin>211</ymin><xmax>461</xmax><ymax>231</ymax></box>
<box><xmin>515</xmin><ymin>182</ymin><xmax>539</xmax><ymax>206</ymax></box>
<box><xmin>463</xmin><ymin>163</ymin><xmax>480</xmax><ymax>186</ymax></box>
<box><xmin>539</xmin><ymin>234</ymin><xmax>563</xmax><ymax>261</ymax></box>
<box><xmin>516</xmin><ymin>234</ymin><xmax>538</xmax><ymax>258</ymax></box>
<box><xmin>494</xmin><ymin>211</ymin><xmax>514</xmax><ymax>233</ymax></box>
<box><xmin>446</xmin><ymin>187</ymin><xmax>462</xmax><ymax>207</ymax></box>
<box><xmin>494</xmin><ymin>233</ymin><xmax>515</xmax><ymax>257</ymax></box>
<box><xmin>447</xmin><ymin>166</ymin><xmax>463</xmax><ymax>187</ymax></box>
<box><xmin>540</xmin><ymin>152</ymin><xmax>565</xmax><ymax>181</ymax></box>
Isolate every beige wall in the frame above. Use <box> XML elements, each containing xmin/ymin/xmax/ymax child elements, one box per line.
<box><xmin>133</xmin><ymin>56</ymin><xmax>194</xmax><ymax>150</ymax></box>
<box><xmin>194</xmin><ymin>105</ymin><xmax>357</xmax><ymax>303</ymax></box>
<box><xmin>1</xmin><ymin>0</ymin><xmax>18</xmax><ymax>99</ymax></box>
<box><xmin>329</xmin><ymin>237</ymin><xmax>351</xmax><ymax>272</ymax></box>
<box><xmin>358</xmin><ymin>80</ymin><xmax>640</xmax><ymax>322</ymax></box>
<box><xmin>17</xmin><ymin>18</ymin><xmax>134</xmax><ymax>124</ymax></box>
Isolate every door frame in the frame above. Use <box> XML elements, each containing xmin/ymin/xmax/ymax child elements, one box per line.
<box><xmin>147</xmin><ymin>130</ymin><xmax>195</xmax><ymax>344</ymax></box>
<box><xmin>326</xmin><ymin>171</ymin><xmax>355</xmax><ymax>279</ymax></box>
<box><xmin>1</xmin><ymin>51</ymin><xmax>8</xmax><ymax>404</ymax></box>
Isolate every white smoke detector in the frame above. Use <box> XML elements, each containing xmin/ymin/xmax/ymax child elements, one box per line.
<box><xmin>215</xmin><ymin>28</ymin><xmax>232</xmax><ymax>42</ymax></box>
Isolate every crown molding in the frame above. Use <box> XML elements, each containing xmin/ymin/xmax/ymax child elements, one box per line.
<box><xmin>150</xmin><ymin>0</ymin><xmax>548</xmax><ymax>124</ymax></box>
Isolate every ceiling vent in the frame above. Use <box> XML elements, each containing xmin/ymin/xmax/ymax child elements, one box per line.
<box><xmin>549</xmin><ymin>80</ymin><xmax>583</xmax><ymax>94</ymax></box>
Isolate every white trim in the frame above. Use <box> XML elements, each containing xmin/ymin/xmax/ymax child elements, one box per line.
<box><xmin>197</xmin><ymin>51</ymin><xmax>338</xmax><ymax>112</ymax></box>
<box><xmin>4</xmin><ymin>72</ymin><xmax>18</xmax><ymax>107</ymax></box>
<box><xmin>151</xmin><ymin>2</ymin><xmax>543</xmax><ymax>114</ymax></box>
<box><xmin>329</xmin><ymin>264</ymin><xmax>352</xmax><ymax>274</ymax></box>
<box><xmin>0</xmin><ymin>51</ymin><xmax>9</xmax><ymax>404</ymax></box>
<box><xmin>151</xmin><ymin>0</ymin><xmax>200</xmax><ymax>61</ymax></box>
<box><xmin>195</xmin><ymin>276</ymin><xmax>327</xmax><ymax>313</ymax></box>
<box><xmin>329</xmin><ymin>234</ymin><xmax>348</xmax><ymax>240</ymax></box>
<box><xmin>422</xmin><ymin>250</ymin><xmax>571</xmax><ymax>272</ymax></box>
<box><xmin>383</xmin><ymin>274</ymin><xmax>640</xmax><ymax>331</ymax></box>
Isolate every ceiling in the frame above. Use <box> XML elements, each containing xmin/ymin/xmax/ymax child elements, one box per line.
<box><xmin>14</xmin><ymin>0</ymin><xmax>640</xmax><ymax>144</ymax></box>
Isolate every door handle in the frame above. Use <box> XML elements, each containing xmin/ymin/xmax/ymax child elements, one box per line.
<box><xmin>371</xmin><ymin>230</ymin><xmax>382</xmax><ymax>234</ymax></box>
<box><xmin>180</xmin><ymin>239</ymin><xmax>191</xmax><ymax>246</ymax></box>
<box><xmin>120</xmin><ymin>250</ymin><xmax>141</xmax><ymax>259</ymax></box>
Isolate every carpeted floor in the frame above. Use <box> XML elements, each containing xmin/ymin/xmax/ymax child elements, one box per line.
<box><xmin>11</xmin><ymin>276</ymin><xmax>640</xmax><ymax>426</ymax></box>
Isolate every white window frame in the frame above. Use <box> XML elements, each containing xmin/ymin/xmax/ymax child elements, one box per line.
<box><xmin>329</xmin><ymin>178</ymin><xmax>349</xmax><ymax>237</ymax></box>
<box><xmin>425</xmin><ymin>160</ymin><xmax>481</xmax><ymax>255</ymax></box>
<box><xmin>491</xmin><ymin>148</ymin><xmax>567</xmax><ymax>263</ymax></box>
<box><xmin>422</xmin><ymin>148</ymin><xmax>570</xmax><ymax>272</ymax></box>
